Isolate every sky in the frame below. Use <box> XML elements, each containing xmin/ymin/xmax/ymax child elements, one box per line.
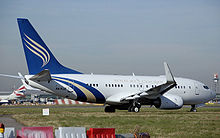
<box><xmin>0</xmin><ymin>0</ymin><xmax>219</xmax><ymax>91</ymax></box>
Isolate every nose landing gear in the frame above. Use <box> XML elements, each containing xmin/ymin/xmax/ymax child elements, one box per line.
<box><xmin>190</xmin><ymin>105</ymin><xmax>197</xmax><ymax>112</ymax></box>
<box><xmin>128</xmin><ymin>101</ymin><xmax>141</xmax><ymax>113</ymax></box>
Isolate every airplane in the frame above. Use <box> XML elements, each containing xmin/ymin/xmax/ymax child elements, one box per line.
<box><xmin>0</xmin><ymin>85</ymin><xmax>26</xmax><ymax>105</ymax></box>
<box><xmin>0</xmin><ymin>18</ymin><xmax>216</xmax><ymax>112</ymax></box>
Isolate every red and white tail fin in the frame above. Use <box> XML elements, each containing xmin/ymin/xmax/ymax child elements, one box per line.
<box><xmin>13</xmin><ymin>85</ymin><xmax>26</xmax><ymax>97</ymax></box>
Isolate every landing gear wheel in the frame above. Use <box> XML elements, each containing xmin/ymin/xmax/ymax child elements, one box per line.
<box><xmin>128</xmin><ymin>102</ymin><xmax>141</xmax><ymax>112</ymax></box>
<box><xmin>190</xmin><ymin>105</ymin><xmax>197</xmax><ymax>112</ymax></box>
<box><xmin>133</xmin><ymin>106</ymin><xmax>140</xmax><ymax>113</ymax></box>
<box><xmin>104</xmin><ymin>106</ymin><xmax>116</xmax><ymax>113</ymax></box>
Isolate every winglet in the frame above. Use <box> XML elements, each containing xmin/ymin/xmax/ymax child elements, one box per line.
<box><xmin>164</xmin><ymin>62</ymin><xmax>175</xmax><ymax>83</ymax></box>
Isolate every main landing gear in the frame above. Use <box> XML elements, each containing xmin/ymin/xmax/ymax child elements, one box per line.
<box><xmin>104</xmin><ymin>106</ymin><xmax>116</xmax><ymax>113</ymax></box>
<box><xmin>190</xmin><ymin>105</ymin><xmax>197</xmax><ymax>112</ymax></box>
<box><xmin>104</xmin><ymin>101</ymin><xmax>141</xmax><ymax>113</ymax></box>
<box><xmin>128</xmin><ymin>102</ymin><xmax>141</xmax><ymax>113</ymax></box>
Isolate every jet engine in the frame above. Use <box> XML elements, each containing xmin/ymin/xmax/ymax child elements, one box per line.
<box><xmin>154</xmin><ymin>94</ymin><xmax>183</xmax><ymax>109</ymax></box>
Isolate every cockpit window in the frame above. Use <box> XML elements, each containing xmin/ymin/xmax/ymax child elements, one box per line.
<box><xmin>203</xmin><ymin>86</ymin><xmax>209</xmax><ymax>90</ymax></box>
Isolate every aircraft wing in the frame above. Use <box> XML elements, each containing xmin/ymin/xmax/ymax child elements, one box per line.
<box><xmin>121</xmin><ymin>80</ymin><xmax>176</xmax><ymax>101</ymax></box>
<box><xmin>107</xmin><ymin>62</ymin><xmax>176</xmax><ymax>104</ymax></box>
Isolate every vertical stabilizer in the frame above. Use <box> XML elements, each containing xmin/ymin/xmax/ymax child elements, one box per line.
<box><xmin>17</xmin><ymin>18</ymin><xmax>82</xmax><ymax>75</ymax></box>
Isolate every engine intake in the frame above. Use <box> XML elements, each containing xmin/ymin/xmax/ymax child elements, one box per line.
<box><xmin>154</xmin><ymin>94</ymin><xmax>183</xmax><ymax>109</ymax></box>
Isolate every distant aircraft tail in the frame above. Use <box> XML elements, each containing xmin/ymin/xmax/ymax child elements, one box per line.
<box><xmin>13</xmin><ymin>85</ymin><xmax>26</xmax><ymax>97</ymax></box>
<box><xmin>17</xmin><ymin>18</ymin><xmax>82</xmax><ymax>75</ymax></box>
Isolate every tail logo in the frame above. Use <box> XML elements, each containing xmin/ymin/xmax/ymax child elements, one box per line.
<box><xmin>23</xmin><ymin>34</ymin><xmax>50</xmax><ymax>67</ymax></box>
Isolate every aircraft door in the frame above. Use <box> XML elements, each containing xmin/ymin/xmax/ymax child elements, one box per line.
<box><xmin>194</xmin><ymin>82</ymin><xmax>199</xmax><ymax>95</ymax></box>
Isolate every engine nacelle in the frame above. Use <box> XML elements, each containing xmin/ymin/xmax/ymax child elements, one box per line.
<box><xmin>154</xmin><ymin>94</ymin><xmax>183</xmax><ymax>109</ymax></box>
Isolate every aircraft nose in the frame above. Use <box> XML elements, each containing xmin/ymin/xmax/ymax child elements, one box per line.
<box><xmin>211</xmin><ymin>90</ymin><xmax>216</xmax><ymax>100</ymax></box>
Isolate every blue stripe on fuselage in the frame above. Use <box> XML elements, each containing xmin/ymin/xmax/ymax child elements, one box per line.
<box><xmin>53</xmin><ymin>78</ymin><xmax>87</xmax><ymax>101</ymax></box>
<box><xmin>73</xmin><ymin>79</ymin><xmax>105</xmax><ymax>103</ymax></box>
<box><xmin>52</xmin><ymin>76</ymin><xmax>106</xmax><ymax>103</ymax></box>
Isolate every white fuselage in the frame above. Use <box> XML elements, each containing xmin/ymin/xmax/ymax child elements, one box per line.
<box><xmin>25</xmin><ymin>74</ymin><xmax>216</xmax><ymax>105</ymax></box>
<box><xmin>0</xmin><ymin>90</ymin><xmax>24</xmax><ymax>105</ymax></box>
<box><xmin>0</xmin><ymin>92</ymin><xmax>20</xmax><ymax>100</ymax></box>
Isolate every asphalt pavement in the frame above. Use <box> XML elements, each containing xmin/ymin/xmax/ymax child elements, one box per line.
<box><xmin>0</xmin><ymin>115</ymin><xmax>24</xmax><ymax>131</ymax></box>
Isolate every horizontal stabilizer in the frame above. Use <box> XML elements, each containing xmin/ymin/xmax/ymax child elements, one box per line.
<box><xmin>29</xmin><ymin>69</ymin><xmax>51</xmax><ymax>82</ymax></box>
<box><xmin>18</xmin><ymin>72</ymin><xmax>39</xmax><ymax>90</ymax></box>
<box><xmin>0</xmin><ymin>74</ymin><xmax>23</xmax><ymax>79</ymax></box>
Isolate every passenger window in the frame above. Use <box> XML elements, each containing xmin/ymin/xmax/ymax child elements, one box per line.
<box><xmin>121</xmin><ymin>84</ymin><xmax>123</xmax><ymax>87</ymax></box>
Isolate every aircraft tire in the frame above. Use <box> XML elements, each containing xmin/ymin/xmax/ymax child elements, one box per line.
<box><xmin>133</xmin><ymin>106</ymin><xmax>140</xmax><ymax>113</ymax></box>
<box><xmin>104</xmin><ymin>106</ymin><xmax>116</xmax><ymax>113</ymax></box>
<box><xmin>190</xmin><ymin>105</ymin><xmax>197</xmax><ymax>112</ymax></box>
<box><xmin>130</xmin><ymin>106</ymin><xmax>140</xmax><ymax>113</ymax></box>
<box><xmin>190</xmin><ymin>108</ymin><xmax>197</xmax><ymax>112</ymax></box>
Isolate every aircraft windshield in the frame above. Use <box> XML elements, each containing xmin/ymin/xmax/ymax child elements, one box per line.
<box><xmin>203</xmin><ymin>86</ymin><xmax>209</xmax><ymax>90</ymax></box>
